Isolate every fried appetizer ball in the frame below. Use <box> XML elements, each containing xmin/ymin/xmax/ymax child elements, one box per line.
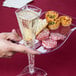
<box><xmin>60</xmin><ymin>16</ymin><xmax>72</xmax><ymax>26</ymax></box>
<box><xmin>45</xmin><ymin>11</ymin><xmax>59</xmax><ymax>22</ymax></box>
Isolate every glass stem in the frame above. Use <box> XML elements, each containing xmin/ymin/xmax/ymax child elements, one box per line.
<box><xmin>28</xmin><ymin>54</ymin><xmax>35</xmax><ymax>74</ymax></box>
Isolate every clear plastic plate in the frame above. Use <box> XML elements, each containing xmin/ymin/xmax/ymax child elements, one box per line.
<box><xmin>18</xmin><ymin>10</ymin><xmax>76</xmax><ymax>54</ymax></box>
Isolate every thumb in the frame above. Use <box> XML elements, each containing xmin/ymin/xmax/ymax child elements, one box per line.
<box><xmin>10</xmin><ymin>43</ymin><xmax>40</xmax><ymax>55</ymax></box>
<box><xmin>12</xmin><ymin>29</ymin><xmax>20</xmax><ymax>38</ymax></box>
<box><xmin>12</xmin><ymin>29</ymin><xmax>17</xmax><ymax>35</ymax></box>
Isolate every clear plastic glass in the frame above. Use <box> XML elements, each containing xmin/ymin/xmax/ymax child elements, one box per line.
<box><xmin>15</xmin><ymin>4</ymin><xmax>47</xmax><ymax>76</ymax></box>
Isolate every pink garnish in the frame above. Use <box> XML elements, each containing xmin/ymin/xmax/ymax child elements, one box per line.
<box><xmin>36</xmin><ymin>29</ymin><xmax>50</xmax><ymax>41</ymax></box>
<box><xmin>50</xmin><ymin>33</ymin><xmax>66</xmax><ymax>40</ymax></box>
<box><xmin>42</xmin><ymin>39</ymin><xmax>57</xmax><ymax>49</ymax></box>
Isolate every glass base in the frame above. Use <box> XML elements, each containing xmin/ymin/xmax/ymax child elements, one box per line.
<box><xmin>17</xmin><ymin>66</ymin><xmax>47</xmax><ymax>76</ymax></box>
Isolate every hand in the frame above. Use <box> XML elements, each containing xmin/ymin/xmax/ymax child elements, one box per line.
<box><xmin>0</xmin><ymin>29</ymin><xmax>40</xmax><ymax>58</ymax></box>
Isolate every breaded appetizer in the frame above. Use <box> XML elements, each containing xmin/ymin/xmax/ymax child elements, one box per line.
<box><xmin>60</xmin><ymin>16</ymin><xmax>72</xmax><ymax>26</ymax></box>
<box><xmin>45</xmin><ymin>11</ymin><xmax>59</xmax><ymax>22</ymax></box>
<box><xmin>48</xmin><ymin>18</ymin><xmax>60</xmax><ymax>30</ymax></box>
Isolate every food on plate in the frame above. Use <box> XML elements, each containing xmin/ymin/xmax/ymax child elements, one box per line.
<box><xmin>36</xmin><ymin>32</ymin><xmax>66</xmax><ymax>49</ymax></box>
<box><xmin>48</xmin><ymin>18</ymin><xmax>60</xmax><ymax>30</ymax></box>
<box><xmin>50</xmin><ymin>33</ymin><xmax>66</xmax><ymax>40</ymax></box>
<box><xmin>45</xmin><ymin>11</ymin><xmax>59</xmax><ymax>22</ymax></box>
<box><xmin>36</xmin><ymin>28</ymin><xmax>50</xmax><ymax>41</ymax></box>
<box><xmin>60</xmin><ymin>16</ymin><xmax>72</xmax><ymax>26</ymax></box>
<box><xmin>33</xmin><ymin>19</ymin><xmax>48</xmax><ymax>35</ymax></box>
<box><xmin>35</xmin><ymin>11</ymin><xmax>71</xmax><ymax>51</ymax></box>
<box><xmin>42</xmin><ymin>39</ymin><xmax>57</xmax><ymax>48</ymax></box>
<box><xmin>45</xmin><ymin>11</ymin><xmax>72</xmax><ymax>31</ymax></box>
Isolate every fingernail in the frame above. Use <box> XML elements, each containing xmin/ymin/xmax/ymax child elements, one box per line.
<box><xmin>12</xmin><ymin>29</ymin><xmax>15</xmax><ymax>32</ymax></box>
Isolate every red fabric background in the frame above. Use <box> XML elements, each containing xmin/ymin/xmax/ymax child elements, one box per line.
<box><xmin>0</xmin><ymin>0</ymin><xmax>76</xmax><ymax>76</ymax></box>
